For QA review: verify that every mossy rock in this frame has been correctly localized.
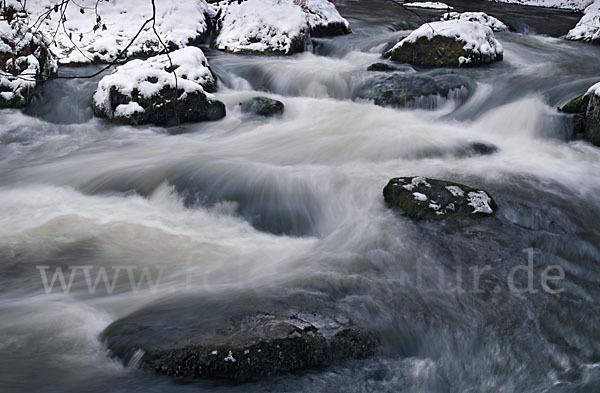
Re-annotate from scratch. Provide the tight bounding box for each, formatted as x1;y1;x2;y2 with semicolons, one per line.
310;22;351;37
390;35;502;67
102;311;377;382
239;96;284;117
358;72;474;108
587;93;600;146
560;92;600;146
92;85;226;126
383;177;497;220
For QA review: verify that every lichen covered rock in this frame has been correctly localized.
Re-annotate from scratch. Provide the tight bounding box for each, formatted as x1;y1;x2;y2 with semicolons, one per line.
390;20;503;67
560;83;600;146
92;47;225;125
102;311;377;382
0;14;57;108
383;177;497;220
240;96;284;117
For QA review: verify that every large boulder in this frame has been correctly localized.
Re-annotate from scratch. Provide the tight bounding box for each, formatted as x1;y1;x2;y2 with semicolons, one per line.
214;0;350;55
566;1;600;44
102;300;377;382
0;13;57;108
390;20;503;67
20;0;215;65
383;176;497;220
92;47;225;125
560;83;600;146
357;72;475;109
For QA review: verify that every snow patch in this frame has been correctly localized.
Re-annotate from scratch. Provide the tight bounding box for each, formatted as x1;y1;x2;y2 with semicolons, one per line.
442;12;508;32
487;0;594;11
467;191;494;214
445;185;465;197
566;1;600;43
588;81;600;96
402;2;454;9
16;0;212;64
413;192;428;201
214;0;348;54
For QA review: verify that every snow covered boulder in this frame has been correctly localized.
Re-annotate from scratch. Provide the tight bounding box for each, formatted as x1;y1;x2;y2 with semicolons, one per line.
566;1;600;44
560;83;600;146
390;20;503;67
26;0;215;65
383;177;497;220
441;12;508;32
92;47;225;126
214;0;350;55
0;14;57;108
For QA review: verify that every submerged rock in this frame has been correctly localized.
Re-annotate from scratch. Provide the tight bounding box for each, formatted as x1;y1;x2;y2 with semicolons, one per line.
390;20;503;67
0;14;57;108
102;307;377;382
358;72;474;108
214;0;350;55
240;96;284;117
383;176;497;220
92;47;225;126
560;84;600;146
367;62;398;72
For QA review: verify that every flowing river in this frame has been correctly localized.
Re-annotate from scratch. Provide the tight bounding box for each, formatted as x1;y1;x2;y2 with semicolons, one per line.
1;1;600;392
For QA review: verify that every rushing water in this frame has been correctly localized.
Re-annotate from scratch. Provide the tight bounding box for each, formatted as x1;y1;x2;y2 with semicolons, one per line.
2;1;600;392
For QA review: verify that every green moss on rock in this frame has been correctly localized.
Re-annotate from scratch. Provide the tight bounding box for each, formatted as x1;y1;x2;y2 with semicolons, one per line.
383;177;497;221
560;91;600;147
390;35;502;68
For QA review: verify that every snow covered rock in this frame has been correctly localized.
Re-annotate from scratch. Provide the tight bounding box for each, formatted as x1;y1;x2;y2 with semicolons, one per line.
560;83;600;146
390;20;504;67
383;177;497;220
0;12;57;108
486;0;594;11
19;0;214;65
102;308;377;382
401;2;454;10
214;0;350;55
441;12;509;32
92;47;225;126
566;1;600;44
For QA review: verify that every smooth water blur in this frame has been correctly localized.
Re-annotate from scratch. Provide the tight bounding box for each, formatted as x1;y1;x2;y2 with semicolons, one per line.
1;1;600;392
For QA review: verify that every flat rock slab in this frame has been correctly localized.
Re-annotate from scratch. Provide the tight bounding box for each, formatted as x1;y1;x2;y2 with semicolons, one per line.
101;296;377;382
383;176;497;220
